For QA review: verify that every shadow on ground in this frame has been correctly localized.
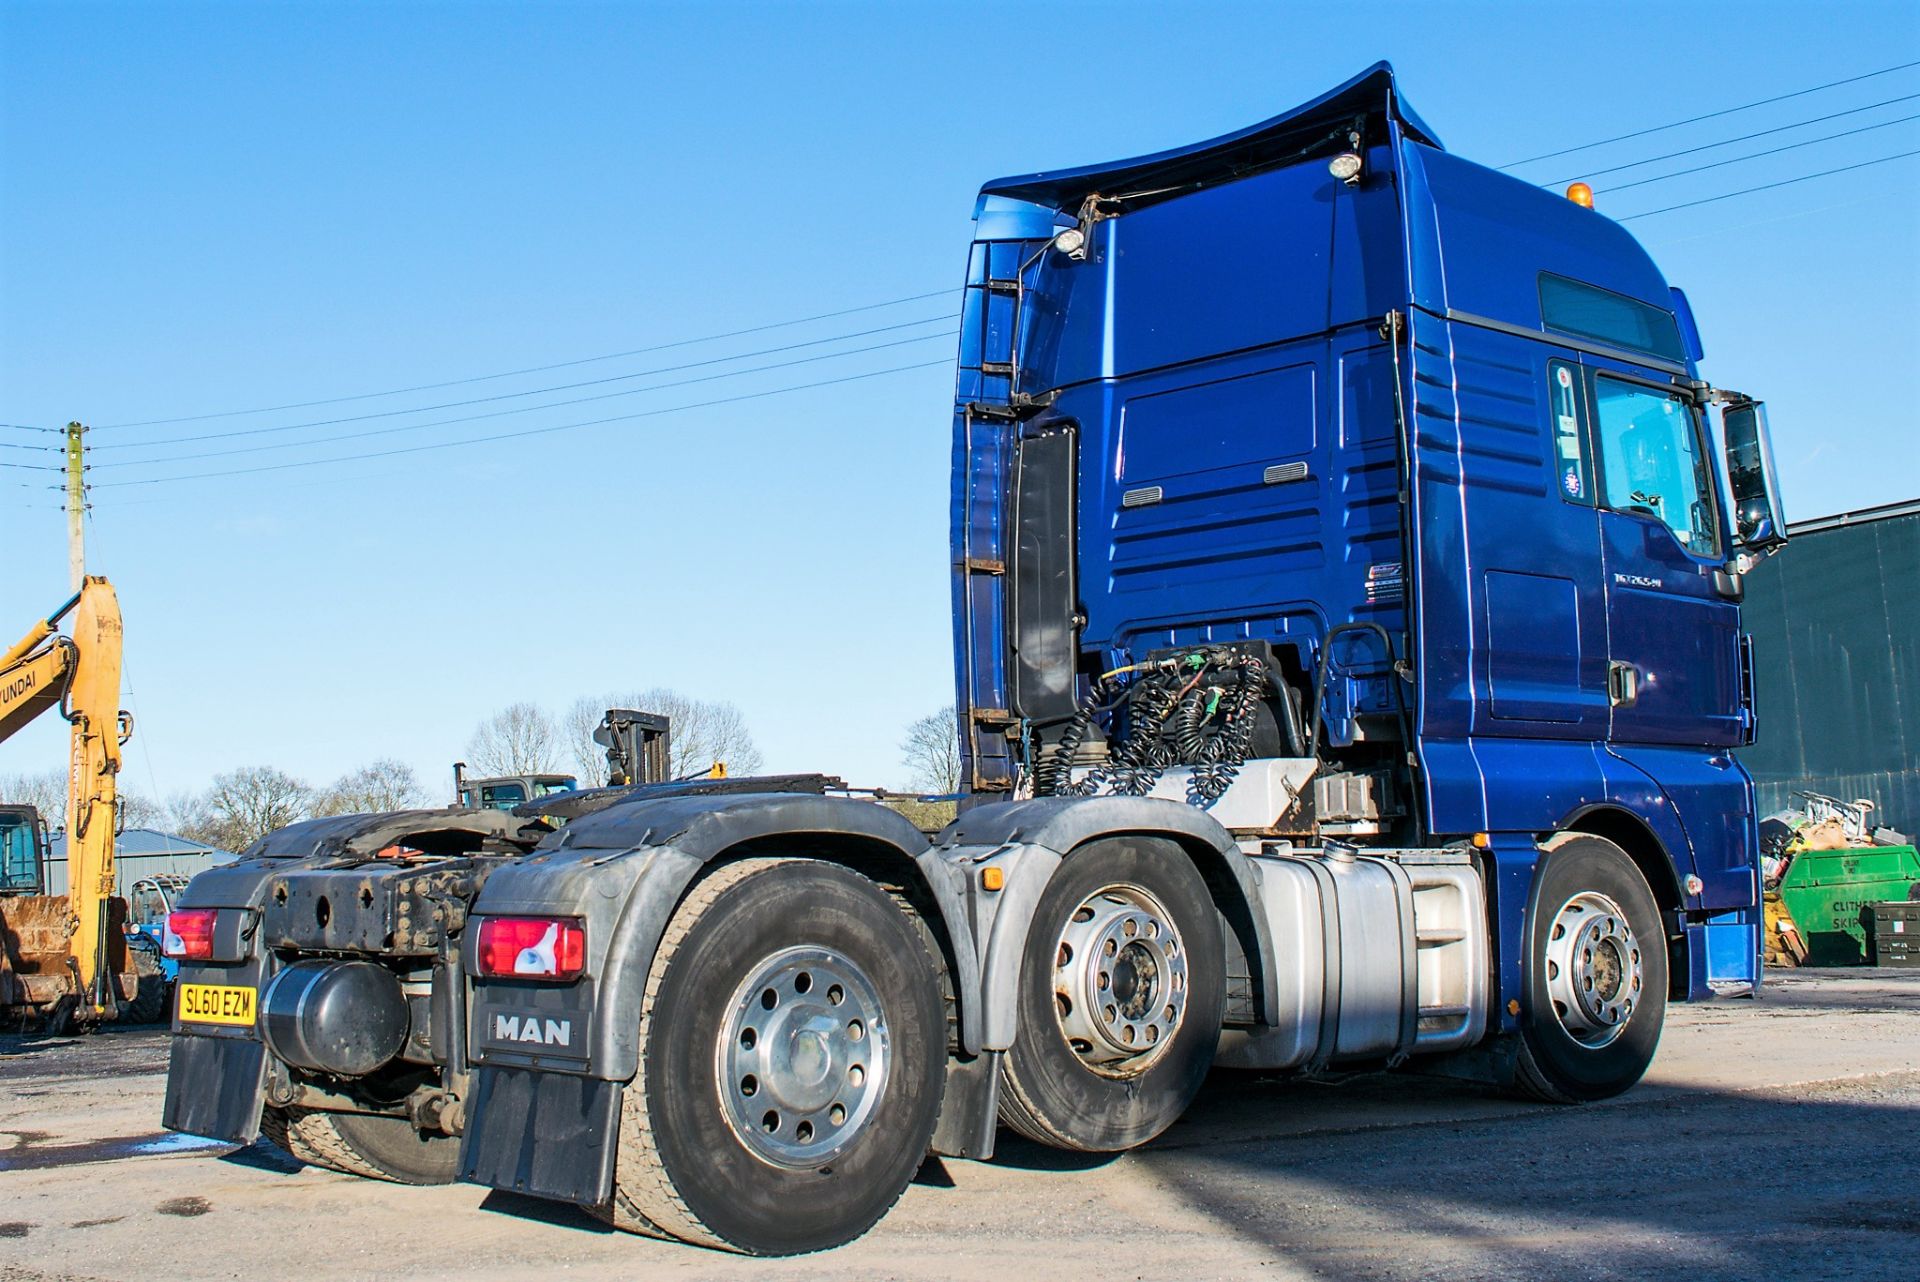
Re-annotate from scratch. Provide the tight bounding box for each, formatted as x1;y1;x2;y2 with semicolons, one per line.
1125;1068;1920;1281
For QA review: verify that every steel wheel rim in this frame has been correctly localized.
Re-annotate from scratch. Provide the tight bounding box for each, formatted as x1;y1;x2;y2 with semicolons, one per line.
1051;884;1189;1076
1543;890;1643;1048
716;944;890;1169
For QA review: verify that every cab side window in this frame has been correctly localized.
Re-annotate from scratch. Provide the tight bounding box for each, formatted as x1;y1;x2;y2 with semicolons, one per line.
1591;375;1720;556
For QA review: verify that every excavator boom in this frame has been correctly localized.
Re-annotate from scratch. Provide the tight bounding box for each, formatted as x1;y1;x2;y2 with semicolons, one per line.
0;578;131;1020
1;607;76;744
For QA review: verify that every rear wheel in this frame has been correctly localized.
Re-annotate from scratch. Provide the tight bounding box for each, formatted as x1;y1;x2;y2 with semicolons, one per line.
122;944;167;1024
601;857;945;1255
999;837;1225;1151
258;1106;459;1184
1509;833;1667;1103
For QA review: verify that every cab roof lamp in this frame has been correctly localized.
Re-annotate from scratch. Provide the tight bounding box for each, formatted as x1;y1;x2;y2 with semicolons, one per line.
1052;225;1088;260
1329;151;1365;185
1566;181;1595;209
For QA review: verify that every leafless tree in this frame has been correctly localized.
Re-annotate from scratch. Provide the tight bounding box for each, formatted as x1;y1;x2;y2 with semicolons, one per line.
118;791;168;830
563;696;619;785
313;759;427;817
900;706;961;794
165;790;225;849
199;766;313;852
564;689;762;784
3;769;167;834
0;768;67;828
465;703;562;777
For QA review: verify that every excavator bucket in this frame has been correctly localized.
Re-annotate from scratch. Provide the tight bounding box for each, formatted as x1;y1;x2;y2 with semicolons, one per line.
0;894;141;1023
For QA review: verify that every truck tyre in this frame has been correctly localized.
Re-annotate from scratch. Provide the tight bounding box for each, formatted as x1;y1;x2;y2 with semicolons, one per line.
1510;833;1667;1103
258;1106;459;1185
601;857;945;1255
998;836;1225;1151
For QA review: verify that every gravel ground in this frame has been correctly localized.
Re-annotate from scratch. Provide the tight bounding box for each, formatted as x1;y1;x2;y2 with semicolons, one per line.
1;968;1916;1281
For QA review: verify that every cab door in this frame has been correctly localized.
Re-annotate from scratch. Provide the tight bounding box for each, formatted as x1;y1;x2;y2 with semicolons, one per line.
1583;359;1743;748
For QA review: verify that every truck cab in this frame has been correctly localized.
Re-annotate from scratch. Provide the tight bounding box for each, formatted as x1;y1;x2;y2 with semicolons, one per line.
453;768;577;812
953;61;1786;1001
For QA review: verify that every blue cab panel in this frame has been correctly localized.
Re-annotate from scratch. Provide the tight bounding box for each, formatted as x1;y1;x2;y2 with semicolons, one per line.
950;64;1759;998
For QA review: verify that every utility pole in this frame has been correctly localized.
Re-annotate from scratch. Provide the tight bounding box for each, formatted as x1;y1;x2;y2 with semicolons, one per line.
64;421;86;590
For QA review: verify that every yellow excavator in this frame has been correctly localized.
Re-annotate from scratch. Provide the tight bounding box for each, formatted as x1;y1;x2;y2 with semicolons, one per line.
0;576;151;1028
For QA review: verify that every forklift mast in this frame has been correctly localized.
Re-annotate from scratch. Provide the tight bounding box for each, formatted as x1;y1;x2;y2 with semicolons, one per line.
594;708;671;787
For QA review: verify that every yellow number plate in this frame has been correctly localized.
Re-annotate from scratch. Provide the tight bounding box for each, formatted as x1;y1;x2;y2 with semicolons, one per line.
177;983;257;1027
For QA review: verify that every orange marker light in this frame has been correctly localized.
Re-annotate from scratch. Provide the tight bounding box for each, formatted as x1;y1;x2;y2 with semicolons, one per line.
1566;182;1594;209
981;866;1006;892
1472;832;1491;849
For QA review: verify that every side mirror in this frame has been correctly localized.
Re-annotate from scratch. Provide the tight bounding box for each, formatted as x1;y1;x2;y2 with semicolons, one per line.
1720;399;1787;554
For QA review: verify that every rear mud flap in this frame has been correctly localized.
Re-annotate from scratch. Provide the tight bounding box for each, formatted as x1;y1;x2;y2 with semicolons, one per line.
163;1034;268;1144
458;1066;621;1206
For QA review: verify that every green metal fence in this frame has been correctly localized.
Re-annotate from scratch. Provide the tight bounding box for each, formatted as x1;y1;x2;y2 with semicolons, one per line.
1740;499;1920;830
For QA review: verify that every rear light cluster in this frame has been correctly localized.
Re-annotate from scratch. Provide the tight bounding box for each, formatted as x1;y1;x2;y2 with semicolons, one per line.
476;916;586;981
163;908;217;959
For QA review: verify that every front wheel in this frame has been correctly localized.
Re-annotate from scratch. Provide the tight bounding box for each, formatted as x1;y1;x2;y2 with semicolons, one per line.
601;858;945;1255
1509;833;1668;1103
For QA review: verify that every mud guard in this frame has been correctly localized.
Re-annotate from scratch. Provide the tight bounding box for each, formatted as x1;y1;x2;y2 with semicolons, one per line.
163;1032;268;1144
468;791;978;1081
930;796;1277;1051
460;791;986;1199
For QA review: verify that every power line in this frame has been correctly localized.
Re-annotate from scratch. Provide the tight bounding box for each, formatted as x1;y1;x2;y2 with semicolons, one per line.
89;287;956;430
73;148;1915;495
0;423;59;433
0;459;62;472
1548;91;1920;186
1639;187;1914;249
1;440;56;453
92;329;958;469
31;67;1920;480
1600;112;1920;194
93;358;951;489
1502;59;1920;167
91;313;955;453
1619;148;1920;220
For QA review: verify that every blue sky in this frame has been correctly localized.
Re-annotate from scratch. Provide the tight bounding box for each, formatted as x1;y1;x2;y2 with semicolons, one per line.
3;1;1917;803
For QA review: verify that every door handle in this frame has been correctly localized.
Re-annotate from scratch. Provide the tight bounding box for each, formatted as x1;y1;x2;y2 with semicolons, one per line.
1608;661;1641;707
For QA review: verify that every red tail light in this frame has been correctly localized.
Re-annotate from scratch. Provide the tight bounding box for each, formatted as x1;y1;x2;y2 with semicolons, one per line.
164;909;217;959
476;917;585;981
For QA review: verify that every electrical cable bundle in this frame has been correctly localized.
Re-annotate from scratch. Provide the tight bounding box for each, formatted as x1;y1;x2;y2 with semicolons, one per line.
1033;650;1272;807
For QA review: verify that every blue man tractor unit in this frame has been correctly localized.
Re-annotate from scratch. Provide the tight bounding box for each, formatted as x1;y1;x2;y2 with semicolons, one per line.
161;65;1788;1255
